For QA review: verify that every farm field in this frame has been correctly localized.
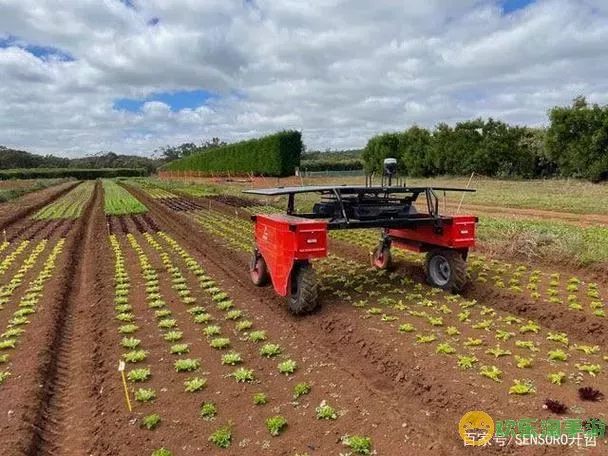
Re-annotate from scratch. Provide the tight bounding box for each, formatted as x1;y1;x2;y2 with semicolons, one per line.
0;177;606;455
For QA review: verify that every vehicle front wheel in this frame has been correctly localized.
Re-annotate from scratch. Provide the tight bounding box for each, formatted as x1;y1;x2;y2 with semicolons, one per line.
249;250;269;286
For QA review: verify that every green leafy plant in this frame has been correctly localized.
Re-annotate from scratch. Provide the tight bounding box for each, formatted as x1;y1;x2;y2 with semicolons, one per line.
142;413;161;430
546;332;568;345
158;319;177;329
515;356;533;368
163;331;183;342
436;343;455;355
127;368;151;382
221;352;242;365
509;380;535;395
184;377;207;392
208;424;232;448
134;388;156;402
118;324;138;334
260;343;282;358
415;334;437;344
210;337;231;349
463;338;483;347
548;350;568;362
174;358;200;372
253;392;268;405
265;415;288;436
170;343;189;355
515;340;539;352
446;326;460;336
235;320;253;332
485;345;512;358
495;329;515;341
293;382;311;399
200;402;217;420
573;345;600;355
341;435;372;455
575;364;601;376
249;330;267;342
278;359;297;375
225;310;242;320
0;339;17;350
519;320;540;334
0;370;10;384
194;313;212;324
457;355;478;370
124;350;148;363
316;400;337;420
398;323;415;333
232;367;254;382
548;372;566;385
151;448;172;456
479;365;502;382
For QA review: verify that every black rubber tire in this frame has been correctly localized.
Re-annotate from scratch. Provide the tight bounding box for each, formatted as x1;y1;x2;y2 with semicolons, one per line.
249;251;269;286
372;244;392;270
425;249;467;293
288;263;319;315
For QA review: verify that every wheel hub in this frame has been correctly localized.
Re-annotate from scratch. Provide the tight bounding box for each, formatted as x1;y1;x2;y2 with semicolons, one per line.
429;255;451;286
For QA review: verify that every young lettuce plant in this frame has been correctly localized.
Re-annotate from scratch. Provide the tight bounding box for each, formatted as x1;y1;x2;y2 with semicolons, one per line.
208;424;232;448
265;415;288;436
141;413;161;430
200;402;217;420
184;377;207;392
278;359;297;375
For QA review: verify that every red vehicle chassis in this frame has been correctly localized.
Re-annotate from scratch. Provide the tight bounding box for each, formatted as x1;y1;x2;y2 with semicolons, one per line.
246;185;478;314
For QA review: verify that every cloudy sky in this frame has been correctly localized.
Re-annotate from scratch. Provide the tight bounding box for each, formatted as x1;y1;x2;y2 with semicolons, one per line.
1;0;607;157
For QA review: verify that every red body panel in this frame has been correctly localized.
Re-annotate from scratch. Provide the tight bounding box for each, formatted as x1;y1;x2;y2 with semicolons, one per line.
254;215;328;296
388;215;476;252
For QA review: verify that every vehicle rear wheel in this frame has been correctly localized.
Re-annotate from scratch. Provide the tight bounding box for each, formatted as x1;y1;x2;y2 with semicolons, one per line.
249;250;269;286
372;243;392;270
425;249;467;293
289;263;319;315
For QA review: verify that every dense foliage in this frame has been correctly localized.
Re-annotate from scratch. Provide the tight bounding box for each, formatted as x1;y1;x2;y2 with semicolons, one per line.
0;148;159;173
162;131;302;177
362;122;549;178
0;168;147;180
546;96;608;181
362;98;608;181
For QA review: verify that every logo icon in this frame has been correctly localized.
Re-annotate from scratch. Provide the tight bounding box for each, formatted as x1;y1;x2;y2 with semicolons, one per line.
459;411;495;446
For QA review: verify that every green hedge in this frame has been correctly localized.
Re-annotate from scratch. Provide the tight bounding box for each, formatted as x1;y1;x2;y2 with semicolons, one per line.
300;159;363;171
0;168;148;180
162;131;302;177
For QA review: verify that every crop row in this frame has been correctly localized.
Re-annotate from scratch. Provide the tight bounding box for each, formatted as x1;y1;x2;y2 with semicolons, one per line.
0;239;65;386
108;228;372;455
330;229;606;320
32;181;95;220
103;180;147;216
0;240;30;278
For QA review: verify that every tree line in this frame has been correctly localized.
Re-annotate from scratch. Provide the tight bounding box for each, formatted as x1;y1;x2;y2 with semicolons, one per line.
362;97;608;182
0;148;160;173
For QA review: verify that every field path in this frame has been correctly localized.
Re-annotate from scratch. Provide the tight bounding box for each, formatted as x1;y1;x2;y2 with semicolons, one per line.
445;202;608;227
23;181;106;455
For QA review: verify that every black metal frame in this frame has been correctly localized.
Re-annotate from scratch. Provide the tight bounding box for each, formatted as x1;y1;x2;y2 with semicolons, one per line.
244;185;475;231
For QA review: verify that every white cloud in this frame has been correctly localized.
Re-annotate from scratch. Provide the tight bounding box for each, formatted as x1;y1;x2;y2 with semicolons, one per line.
0;0;607;157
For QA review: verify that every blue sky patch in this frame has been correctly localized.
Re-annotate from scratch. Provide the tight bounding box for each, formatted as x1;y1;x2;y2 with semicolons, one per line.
500;0;536;14
0;35;75;61
113;89;218;113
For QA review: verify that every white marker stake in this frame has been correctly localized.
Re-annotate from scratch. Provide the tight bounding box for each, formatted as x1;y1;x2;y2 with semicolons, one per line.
118;360;132;412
